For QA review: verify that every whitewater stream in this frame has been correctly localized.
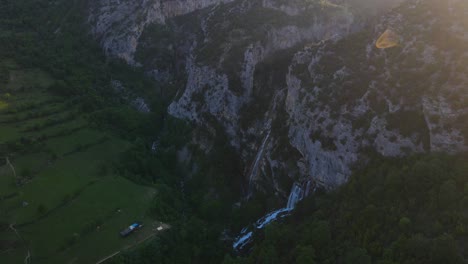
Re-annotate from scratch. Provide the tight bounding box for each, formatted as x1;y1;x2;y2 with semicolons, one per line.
233;182;311;251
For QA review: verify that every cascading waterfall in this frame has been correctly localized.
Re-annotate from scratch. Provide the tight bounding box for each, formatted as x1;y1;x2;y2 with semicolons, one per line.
246;130;271;197
235;91;300;250
304;180;312;197
246;90;282;198
5;157;17;179
232;228;253;250
233;181;313;251
286;183;304;209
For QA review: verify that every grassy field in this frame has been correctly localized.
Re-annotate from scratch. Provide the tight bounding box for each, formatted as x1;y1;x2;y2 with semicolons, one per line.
0;63;160;263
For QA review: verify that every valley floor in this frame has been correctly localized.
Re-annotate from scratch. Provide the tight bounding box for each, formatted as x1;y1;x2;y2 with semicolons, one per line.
0;62;163;264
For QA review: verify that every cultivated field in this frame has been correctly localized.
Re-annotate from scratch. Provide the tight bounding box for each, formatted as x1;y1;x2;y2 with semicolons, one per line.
0;62;160;263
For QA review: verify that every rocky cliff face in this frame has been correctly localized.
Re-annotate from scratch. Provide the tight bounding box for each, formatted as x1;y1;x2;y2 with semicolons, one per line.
285;0;468;188
88;0;468;199
88;0;234;64
166;0;361;194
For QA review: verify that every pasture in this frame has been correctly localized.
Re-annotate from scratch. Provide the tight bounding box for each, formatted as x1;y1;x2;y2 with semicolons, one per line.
0;63;160;263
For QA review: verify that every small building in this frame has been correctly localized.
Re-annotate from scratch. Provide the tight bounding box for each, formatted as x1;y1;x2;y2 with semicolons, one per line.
120;222;142;237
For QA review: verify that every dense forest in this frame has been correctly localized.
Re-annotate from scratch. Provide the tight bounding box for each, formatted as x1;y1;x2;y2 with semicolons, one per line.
0;1;466;264
108;153;467;264
227;154;468;264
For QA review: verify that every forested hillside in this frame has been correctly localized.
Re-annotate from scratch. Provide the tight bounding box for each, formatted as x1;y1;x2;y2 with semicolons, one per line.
0;1;174;263
0;1;261;263
224;154;468;264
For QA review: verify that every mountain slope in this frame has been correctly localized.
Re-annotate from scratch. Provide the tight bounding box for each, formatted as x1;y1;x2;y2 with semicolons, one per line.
88;0;468;200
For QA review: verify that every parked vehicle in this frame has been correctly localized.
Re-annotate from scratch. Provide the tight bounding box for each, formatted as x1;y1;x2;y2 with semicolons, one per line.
119;222;143;237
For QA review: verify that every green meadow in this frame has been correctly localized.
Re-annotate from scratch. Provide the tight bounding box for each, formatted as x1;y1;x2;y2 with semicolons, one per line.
0;63;159;263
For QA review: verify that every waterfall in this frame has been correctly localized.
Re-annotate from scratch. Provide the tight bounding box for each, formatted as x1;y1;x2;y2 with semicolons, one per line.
246;91;282;197
304;180;312;197
247;130;271;196
5;157;17;179
255;207;291;229
286;183;304;209
232;228;252;250
233;181;313;251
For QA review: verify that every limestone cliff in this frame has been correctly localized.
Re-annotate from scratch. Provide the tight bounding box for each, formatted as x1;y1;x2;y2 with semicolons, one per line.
88;0;468;199
88;0;234;64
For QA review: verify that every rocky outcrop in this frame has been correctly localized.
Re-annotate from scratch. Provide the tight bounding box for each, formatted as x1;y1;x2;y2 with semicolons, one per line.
88;0;234;64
